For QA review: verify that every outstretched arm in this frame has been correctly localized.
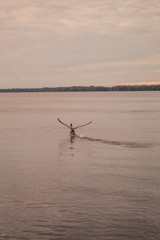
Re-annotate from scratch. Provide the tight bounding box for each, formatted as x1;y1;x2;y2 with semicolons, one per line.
57;118;70;129
74;121;92;129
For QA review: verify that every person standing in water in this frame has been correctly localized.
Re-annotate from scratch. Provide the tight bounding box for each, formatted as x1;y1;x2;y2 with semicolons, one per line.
57;118;92;136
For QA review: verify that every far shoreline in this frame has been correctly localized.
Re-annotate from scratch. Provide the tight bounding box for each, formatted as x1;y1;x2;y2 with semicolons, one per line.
0;85;160;93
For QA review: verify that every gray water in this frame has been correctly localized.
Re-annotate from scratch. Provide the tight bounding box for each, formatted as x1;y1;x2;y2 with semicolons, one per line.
0;92;160;240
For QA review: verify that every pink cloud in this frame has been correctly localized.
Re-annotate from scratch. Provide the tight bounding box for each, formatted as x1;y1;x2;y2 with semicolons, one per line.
118;82;160;85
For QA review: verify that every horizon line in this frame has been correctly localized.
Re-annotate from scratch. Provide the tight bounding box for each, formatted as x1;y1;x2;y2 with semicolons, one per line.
0;83;160;91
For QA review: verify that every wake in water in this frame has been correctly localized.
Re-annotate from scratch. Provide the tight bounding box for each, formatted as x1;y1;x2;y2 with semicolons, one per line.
75;135;153;148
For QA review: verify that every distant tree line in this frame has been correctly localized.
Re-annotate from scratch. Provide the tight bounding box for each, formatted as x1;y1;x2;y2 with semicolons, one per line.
0;85;160;92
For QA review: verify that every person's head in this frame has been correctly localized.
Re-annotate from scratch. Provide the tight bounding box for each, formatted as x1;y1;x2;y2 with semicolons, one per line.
70;123;73;128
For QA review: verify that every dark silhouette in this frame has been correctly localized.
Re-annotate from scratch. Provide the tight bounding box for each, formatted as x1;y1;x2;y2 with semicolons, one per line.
57;118;92;136
0;85;160;92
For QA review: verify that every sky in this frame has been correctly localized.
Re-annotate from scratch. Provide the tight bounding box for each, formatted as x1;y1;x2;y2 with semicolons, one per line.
0;0;160;88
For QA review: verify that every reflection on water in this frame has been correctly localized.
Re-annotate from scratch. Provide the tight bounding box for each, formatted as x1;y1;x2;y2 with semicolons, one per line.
70;135;75;144
58;136;92;161
0;92;160;240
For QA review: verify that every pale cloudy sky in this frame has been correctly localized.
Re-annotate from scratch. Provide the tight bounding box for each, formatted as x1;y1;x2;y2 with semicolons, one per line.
0;0;160;88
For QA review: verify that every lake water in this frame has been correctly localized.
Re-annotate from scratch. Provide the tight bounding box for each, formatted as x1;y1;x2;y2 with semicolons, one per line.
0;92;160;240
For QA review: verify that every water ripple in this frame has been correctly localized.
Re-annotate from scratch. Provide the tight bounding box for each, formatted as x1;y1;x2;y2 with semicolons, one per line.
76;135;153;148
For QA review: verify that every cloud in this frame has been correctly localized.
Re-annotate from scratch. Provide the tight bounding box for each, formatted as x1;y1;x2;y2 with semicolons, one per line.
0;0;160;87
119;81;160;85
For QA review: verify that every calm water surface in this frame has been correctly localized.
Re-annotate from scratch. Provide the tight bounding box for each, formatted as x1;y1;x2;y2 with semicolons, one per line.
0;92;160;240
